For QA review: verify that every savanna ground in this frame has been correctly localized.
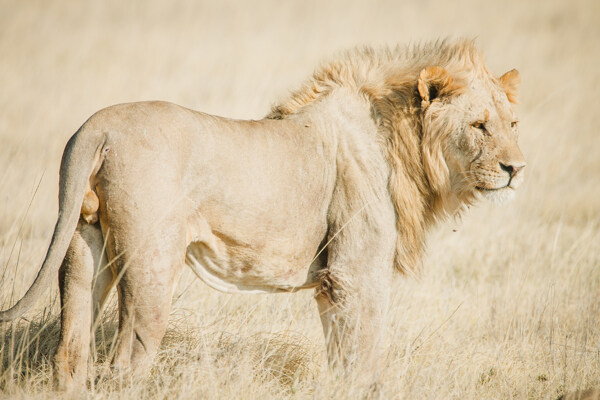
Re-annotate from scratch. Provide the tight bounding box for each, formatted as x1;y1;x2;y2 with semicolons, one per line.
1;0;599;398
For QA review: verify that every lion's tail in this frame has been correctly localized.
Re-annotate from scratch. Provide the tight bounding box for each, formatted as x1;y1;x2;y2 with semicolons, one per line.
0;127;106;322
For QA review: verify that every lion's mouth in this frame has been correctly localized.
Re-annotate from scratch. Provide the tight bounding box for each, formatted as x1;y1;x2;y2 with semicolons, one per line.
475;185;511;192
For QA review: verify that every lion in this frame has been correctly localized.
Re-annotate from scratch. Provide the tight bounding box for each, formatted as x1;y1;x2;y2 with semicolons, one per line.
0;39;525;391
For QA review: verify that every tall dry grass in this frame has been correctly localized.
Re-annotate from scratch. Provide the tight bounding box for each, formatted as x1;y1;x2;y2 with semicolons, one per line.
0;0;599;398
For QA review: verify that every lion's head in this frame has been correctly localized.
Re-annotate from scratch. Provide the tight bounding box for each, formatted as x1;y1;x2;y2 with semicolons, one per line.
418;64;525;205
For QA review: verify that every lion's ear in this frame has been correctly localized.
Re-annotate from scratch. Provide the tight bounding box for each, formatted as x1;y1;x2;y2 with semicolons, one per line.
499;69;520;104
417;66;462;108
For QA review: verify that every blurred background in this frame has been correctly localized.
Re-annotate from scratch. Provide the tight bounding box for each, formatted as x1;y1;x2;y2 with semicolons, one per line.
0;0;599;398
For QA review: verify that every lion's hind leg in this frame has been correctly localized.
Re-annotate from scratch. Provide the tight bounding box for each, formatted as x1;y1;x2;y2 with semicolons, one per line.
107;220;186;381
54;220;108;392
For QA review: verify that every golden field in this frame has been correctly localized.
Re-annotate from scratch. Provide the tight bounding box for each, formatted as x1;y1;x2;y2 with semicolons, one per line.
1;0;599;398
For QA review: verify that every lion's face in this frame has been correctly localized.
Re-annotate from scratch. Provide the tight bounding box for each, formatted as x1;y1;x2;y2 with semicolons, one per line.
447;77;525;203
419;67;526;204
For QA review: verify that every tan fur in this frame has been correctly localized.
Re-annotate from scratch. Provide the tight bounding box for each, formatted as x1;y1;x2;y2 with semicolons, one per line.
0;39;525;391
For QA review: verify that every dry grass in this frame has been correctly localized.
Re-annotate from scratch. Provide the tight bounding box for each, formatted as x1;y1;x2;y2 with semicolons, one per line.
1;0;599;398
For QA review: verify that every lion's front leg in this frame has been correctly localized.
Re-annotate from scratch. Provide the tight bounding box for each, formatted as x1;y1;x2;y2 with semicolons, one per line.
315;265;391;377
314;151;397;383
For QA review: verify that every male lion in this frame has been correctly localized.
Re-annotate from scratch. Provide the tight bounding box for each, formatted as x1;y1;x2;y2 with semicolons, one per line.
0;39;525;390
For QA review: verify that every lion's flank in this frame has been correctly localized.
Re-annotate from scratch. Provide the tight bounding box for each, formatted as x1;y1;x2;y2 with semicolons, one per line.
268;39;489;275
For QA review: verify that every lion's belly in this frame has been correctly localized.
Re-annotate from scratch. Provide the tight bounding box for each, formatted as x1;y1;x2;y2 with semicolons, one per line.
184;241;324;294
184;211;327;293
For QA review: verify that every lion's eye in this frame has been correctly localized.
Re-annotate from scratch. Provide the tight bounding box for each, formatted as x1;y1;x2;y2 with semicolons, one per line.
471;122;485;131
511;121;518;128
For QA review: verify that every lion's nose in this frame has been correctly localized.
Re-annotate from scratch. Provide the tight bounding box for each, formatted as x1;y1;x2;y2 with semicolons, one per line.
499;162;525;178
